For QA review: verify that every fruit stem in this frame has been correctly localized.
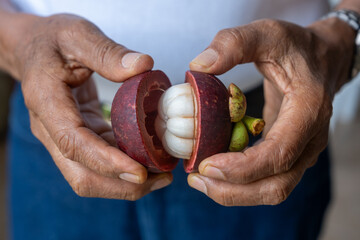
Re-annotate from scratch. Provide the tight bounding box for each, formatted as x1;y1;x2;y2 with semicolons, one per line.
229;121;249;152
242;115;265;136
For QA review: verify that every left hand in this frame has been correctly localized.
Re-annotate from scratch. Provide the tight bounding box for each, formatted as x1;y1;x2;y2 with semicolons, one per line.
187;18;355;206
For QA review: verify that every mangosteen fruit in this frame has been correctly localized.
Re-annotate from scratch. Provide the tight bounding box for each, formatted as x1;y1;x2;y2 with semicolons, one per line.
111;70;263;173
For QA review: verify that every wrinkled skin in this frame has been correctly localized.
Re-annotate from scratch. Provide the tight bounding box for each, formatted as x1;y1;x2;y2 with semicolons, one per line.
2;13;173;200
188;18;355;206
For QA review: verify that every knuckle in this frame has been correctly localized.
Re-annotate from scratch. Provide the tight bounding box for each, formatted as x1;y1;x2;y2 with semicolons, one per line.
216;28;243;48
262;182;290;205
127;192;142;201
309;88;333;124
275;144;297;174
223;193;236;207
230;167;252;184
71;175;91;197
71;18;101;40
94;39;121;69
214;154;251;184
55;128;113;177
120;188;142;201
261;19;287;36
262;19;282;29
56;16;100;48
55;128;96;165
213;189;236;207
63;17;93;35
72;17;94;30
307;157;318;168
55;130;76;160
277;156;293;173
104;148;123;175
271;186;288;205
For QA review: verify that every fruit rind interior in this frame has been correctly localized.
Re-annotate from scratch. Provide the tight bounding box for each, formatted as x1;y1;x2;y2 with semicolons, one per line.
111;70;178;173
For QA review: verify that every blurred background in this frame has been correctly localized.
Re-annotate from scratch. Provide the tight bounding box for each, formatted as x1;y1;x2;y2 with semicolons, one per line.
1;1;360;238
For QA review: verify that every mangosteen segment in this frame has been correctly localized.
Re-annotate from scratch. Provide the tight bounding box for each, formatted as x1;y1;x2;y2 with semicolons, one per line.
153;71;232;173
154;83;197;160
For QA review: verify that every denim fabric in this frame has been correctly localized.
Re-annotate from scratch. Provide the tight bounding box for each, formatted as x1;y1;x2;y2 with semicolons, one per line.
7;83;331;240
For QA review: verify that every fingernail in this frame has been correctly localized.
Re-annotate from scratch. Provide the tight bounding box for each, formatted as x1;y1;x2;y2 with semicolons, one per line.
191;49;218;68
188;175;207;195
150;177;172;191
202;165;225;180
122;52;144;68
119;173;140;184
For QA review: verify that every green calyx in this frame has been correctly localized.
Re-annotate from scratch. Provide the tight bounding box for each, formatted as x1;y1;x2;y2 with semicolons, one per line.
227;83;265;152
242;115;265;136
228;121;249;152
228;83;247;122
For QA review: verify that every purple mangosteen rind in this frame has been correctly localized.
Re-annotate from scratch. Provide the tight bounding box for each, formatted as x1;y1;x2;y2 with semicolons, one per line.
184;71;232;173
111;70;178;172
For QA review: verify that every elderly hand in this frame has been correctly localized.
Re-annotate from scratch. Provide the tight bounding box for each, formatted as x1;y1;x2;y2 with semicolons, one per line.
188;18;355;206
5;13;172;200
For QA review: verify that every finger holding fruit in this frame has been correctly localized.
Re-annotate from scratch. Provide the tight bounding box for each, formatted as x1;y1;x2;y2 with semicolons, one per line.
186;18;354;206
1;12;172;199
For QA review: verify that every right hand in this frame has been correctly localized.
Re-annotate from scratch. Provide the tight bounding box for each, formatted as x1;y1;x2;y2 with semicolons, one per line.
10;13;173;200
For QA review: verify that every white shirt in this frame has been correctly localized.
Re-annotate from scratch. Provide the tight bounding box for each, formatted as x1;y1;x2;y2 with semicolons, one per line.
11;0;330;102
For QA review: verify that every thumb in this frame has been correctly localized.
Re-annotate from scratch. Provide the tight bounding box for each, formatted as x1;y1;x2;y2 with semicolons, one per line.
189;19;282;75
58;18;154;82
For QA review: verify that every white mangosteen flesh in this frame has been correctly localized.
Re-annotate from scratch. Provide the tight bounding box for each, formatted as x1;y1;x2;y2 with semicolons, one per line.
155;83;197;159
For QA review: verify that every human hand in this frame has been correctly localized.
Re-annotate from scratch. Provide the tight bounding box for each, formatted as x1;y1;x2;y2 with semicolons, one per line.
10;14;172;200
187;18;355;206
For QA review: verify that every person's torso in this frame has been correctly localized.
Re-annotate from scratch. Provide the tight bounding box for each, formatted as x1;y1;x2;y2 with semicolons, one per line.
11;0;329;102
